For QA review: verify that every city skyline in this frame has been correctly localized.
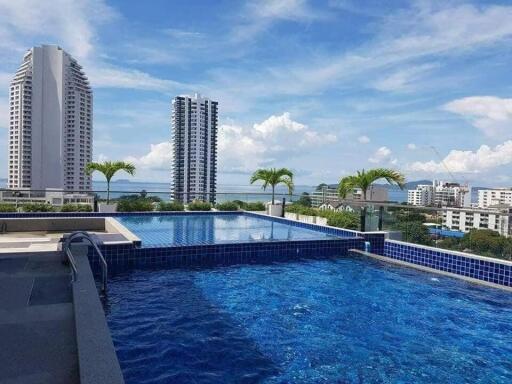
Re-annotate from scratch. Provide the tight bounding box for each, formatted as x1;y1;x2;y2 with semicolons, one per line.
1;1;512;186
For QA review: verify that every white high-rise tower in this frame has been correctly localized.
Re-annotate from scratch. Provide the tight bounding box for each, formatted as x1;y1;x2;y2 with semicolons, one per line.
8;45;92;191
171;93;218;203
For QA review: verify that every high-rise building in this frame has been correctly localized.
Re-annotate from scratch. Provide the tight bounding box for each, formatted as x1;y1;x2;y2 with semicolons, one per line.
478;188;512;208
171;93;218;203
8;45;92;191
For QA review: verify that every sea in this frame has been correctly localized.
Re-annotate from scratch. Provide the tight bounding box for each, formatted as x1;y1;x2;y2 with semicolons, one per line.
0;179;409;203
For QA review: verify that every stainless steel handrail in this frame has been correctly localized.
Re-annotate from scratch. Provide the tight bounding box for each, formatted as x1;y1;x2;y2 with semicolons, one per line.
63;231;108;292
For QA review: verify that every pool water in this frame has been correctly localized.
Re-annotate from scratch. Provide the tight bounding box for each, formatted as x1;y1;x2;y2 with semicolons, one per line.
104;255;512;383
115;213;339;247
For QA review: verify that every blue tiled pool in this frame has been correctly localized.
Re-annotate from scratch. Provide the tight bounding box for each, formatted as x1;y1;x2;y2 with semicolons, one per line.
104;254;512;383
115;213;340;247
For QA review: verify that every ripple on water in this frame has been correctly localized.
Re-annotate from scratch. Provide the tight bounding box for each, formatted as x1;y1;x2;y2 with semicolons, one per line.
105;257;512;384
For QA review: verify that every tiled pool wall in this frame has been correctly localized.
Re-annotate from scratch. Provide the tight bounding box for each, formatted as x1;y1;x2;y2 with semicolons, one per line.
243;212;386;254
243;211;359;238
384;240;512;288
89;238;365;275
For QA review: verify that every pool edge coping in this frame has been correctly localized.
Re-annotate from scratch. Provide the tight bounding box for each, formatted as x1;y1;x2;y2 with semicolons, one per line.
72;245;125;384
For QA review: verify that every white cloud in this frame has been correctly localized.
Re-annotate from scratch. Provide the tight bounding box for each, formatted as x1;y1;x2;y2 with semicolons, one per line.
408;140;512;174
368;146;396;164
372;64;439;92
86;65;186;92
125;142;172;171
358;135;370;144
0;0;184;93
96;153;109;163
232;0;325;41
443;96;512;138
407;143;417;150
218;3;512;98
253;112;306;138
0;0;117;60
219;112;337;173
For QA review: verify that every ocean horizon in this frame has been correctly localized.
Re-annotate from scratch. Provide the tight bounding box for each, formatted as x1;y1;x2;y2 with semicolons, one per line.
0;178;409;203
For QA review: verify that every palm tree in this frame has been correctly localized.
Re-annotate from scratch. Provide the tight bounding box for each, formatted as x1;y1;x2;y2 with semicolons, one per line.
85;161;136;204
250;168;294;204
338;168;405;201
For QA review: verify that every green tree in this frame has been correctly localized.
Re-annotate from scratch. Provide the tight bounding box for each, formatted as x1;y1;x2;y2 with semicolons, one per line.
296;192;312;207
85;161;136;204
394;221;432;246
338;168;405;200
461;229;508;258
250;168;294;204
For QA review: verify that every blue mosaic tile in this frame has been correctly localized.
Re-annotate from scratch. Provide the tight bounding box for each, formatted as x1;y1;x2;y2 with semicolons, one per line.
87;238;365;276
383;240;512;288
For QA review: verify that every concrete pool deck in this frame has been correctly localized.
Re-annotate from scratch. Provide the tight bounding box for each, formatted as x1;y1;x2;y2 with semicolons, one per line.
0;251;78;383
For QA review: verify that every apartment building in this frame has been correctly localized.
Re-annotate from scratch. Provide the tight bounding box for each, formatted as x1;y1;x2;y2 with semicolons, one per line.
8;45;92;191
407;180;470;207
171;93;218;203
443;207;512;237
311;185;388;207
478;188;512;208
407;184;434;206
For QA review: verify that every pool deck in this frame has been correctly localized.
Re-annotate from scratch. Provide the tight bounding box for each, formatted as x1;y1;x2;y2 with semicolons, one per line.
0;251;78;383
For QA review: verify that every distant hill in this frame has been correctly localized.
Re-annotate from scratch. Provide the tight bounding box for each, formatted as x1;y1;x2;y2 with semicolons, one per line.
377;179;432;191
317;180;432;191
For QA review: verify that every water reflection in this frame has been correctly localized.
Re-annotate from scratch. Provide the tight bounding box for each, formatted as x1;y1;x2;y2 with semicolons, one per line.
117;214;333;247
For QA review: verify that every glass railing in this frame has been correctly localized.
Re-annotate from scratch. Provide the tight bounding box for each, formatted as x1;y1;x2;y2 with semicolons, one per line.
361;202;512;261
1;188;511;261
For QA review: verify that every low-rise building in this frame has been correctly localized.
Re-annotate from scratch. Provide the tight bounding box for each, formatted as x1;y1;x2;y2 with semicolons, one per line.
311;185;388;207
407;180;470;207
318;201;355;212
0;189;94;207
442;206;512;237
407;184;434;206
478;188;512;208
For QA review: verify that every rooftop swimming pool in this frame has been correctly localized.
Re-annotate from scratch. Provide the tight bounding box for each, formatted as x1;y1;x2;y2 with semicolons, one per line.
115;213;342;247
104;253;512;384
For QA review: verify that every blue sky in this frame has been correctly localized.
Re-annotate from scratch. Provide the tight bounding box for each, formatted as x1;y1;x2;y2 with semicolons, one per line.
1;0;512;187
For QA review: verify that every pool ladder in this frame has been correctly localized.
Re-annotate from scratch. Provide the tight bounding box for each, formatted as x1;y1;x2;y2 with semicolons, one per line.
63;231;108;293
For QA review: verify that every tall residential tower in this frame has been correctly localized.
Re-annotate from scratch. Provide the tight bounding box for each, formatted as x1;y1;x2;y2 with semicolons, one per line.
171;93;218;203
8;45;92;191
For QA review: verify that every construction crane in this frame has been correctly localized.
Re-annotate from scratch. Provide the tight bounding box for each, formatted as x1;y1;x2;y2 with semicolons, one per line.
429;145;468;186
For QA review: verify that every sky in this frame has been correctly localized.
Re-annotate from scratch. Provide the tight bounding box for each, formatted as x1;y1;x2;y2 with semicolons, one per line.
1;0;512;187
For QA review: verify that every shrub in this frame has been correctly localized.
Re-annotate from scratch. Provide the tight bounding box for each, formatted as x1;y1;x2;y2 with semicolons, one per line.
285;204;360;230
120;193;163;203
393;221;433;246
216;201;239;211
60;204;92;212
321;210;360;230
244;201;266;211
285;204;318;216
0;203;17;212
117;197;154;212
22;203;55;212
187;200;212;211
295;192;312;207
158;201;185;211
